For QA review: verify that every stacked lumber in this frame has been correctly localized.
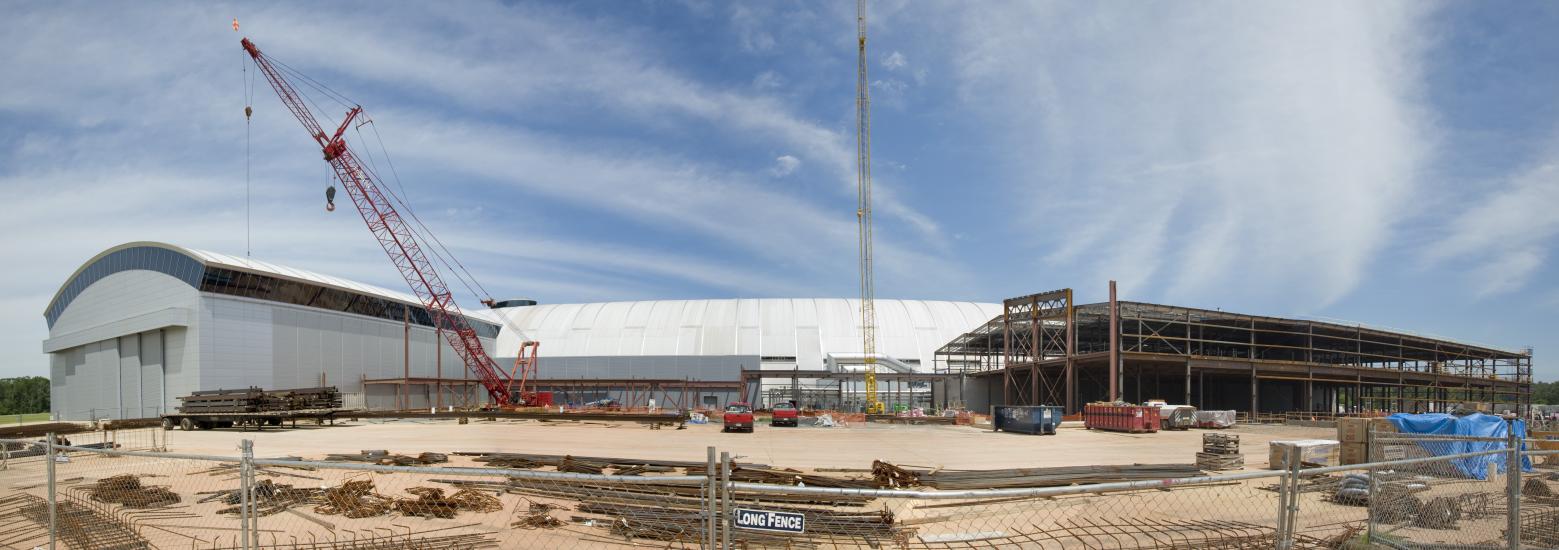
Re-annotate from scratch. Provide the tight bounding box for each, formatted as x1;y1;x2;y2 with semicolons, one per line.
872;461;1203;490
1197;433;1244;471
458;451;767;473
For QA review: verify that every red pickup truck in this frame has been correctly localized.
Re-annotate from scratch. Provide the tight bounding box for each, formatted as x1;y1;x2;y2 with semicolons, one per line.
771;402;799;427
722;402;754;433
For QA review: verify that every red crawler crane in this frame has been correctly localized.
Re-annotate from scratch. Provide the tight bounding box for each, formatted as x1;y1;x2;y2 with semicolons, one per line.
241;37;531;407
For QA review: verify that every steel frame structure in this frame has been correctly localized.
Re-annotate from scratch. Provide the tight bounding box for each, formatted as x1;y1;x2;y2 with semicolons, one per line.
1000;289;1074;407
938;291;1533;415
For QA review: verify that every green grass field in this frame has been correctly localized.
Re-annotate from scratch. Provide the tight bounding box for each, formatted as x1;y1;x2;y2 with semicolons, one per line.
0;412;51;425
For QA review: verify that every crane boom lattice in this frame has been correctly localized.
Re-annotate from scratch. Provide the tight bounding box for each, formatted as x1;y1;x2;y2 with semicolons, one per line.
856;0;883;415
241;38;518;407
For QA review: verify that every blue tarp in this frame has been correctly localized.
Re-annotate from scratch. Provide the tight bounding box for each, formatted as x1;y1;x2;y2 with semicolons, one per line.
1386;413;1532;479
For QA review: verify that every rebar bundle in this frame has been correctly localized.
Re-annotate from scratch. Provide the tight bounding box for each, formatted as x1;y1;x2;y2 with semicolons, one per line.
86;474;181;508
873;461;1205;490
0;493;152;550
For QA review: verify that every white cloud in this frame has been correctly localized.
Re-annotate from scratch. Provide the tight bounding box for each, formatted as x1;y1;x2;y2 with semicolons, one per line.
949;2;1436;306
0;2;973;379
752;70;785;91
1427;161;1559;295
882;51;906;70
771;154;801;177
730;5;777;52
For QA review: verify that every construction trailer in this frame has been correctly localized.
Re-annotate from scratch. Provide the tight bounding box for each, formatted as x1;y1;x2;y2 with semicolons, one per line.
935;286;1533;417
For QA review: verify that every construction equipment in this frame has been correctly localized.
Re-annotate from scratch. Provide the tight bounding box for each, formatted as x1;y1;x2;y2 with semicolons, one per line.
240;38;534;407
855;0;884;415
508;340;549;407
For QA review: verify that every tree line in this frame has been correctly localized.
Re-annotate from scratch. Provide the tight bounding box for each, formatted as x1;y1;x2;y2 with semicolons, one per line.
0;376;49;414
1534;381;1559;406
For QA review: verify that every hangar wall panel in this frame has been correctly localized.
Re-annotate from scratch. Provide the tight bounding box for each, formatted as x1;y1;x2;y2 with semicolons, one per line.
492;299;1002;375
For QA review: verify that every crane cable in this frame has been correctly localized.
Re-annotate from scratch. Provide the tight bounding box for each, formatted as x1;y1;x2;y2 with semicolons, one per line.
259;55;531;345
243;49;254;257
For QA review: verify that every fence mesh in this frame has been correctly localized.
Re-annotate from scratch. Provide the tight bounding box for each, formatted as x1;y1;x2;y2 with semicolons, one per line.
5;432;1556;549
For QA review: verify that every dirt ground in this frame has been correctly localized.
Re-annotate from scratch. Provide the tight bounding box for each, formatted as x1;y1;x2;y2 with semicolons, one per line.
144;418;1335;470
1;420;1529;548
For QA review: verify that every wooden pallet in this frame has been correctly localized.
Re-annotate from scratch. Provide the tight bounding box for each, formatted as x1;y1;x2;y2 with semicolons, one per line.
1195;452;1244;471
1202;433;1240;454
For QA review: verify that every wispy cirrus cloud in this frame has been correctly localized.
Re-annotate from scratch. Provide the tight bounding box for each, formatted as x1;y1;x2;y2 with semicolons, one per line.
949;2;1435;305
1427;159;1559;296
0;1;970;378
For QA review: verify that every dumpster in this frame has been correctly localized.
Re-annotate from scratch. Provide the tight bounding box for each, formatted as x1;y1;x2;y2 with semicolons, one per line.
992;405;1064;435
1084;403;1159;433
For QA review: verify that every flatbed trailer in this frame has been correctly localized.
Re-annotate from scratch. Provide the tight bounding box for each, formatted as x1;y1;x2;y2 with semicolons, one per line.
160;408;342;431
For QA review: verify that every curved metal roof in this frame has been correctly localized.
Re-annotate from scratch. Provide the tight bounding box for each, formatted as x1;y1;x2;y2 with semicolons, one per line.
489;299;1002;371
46;241;469;326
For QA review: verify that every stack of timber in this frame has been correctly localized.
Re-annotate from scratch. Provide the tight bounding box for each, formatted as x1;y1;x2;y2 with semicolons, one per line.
177;386;342;414
871;461;1203;490
1196;432;1244;470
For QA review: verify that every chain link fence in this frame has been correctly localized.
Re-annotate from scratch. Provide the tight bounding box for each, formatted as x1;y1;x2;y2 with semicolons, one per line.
1;430;1550;549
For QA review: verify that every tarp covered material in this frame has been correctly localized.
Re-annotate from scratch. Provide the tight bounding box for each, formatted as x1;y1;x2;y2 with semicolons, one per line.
1386;413;1531;479
1195;410;1236;428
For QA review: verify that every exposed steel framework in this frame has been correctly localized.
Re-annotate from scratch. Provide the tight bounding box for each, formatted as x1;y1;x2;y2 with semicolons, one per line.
242;38;517;406
939;287;1534;415
1000;289;1074;407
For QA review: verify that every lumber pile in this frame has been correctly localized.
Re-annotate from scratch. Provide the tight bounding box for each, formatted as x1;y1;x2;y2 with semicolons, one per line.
1196;432;1244;471
324;450;448;466
177;386;342;414
872;460;1203;490
458;451;767;473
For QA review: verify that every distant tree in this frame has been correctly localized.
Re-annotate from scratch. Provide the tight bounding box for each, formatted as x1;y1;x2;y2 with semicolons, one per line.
1533;381;1559;406
0;377;49;414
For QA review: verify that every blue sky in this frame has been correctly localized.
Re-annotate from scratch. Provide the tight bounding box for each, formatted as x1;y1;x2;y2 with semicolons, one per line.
1;1;1556;379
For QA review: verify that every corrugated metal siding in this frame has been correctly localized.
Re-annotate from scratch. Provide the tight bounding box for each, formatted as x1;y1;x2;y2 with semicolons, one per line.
139;330;165;416
118;334;141;417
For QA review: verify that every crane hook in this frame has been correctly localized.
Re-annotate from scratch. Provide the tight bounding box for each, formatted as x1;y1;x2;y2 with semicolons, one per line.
325;185;336;212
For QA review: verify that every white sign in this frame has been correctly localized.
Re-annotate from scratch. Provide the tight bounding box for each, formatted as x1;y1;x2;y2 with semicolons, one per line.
734;508;806;534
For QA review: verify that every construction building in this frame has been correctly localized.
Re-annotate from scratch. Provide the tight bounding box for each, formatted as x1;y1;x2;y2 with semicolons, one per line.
42;242;500;420
486;299;999;410
936;287;1534;416
40;245;1532;419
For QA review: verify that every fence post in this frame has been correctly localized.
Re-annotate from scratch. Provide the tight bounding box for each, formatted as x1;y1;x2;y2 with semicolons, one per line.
46;431;57;550
720;451;732;550
1366;425;1377;543
1508;423;1521;550
706;446;717;550
1275;446;1300;550
240;439;254;550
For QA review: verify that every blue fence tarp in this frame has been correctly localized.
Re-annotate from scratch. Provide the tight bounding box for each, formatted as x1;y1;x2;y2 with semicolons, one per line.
1386;412;1531;479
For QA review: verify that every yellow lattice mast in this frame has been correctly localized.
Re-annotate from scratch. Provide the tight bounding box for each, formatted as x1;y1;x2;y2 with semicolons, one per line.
856;0;884;415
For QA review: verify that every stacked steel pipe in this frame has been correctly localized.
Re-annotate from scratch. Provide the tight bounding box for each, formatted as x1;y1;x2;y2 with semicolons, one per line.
176;386;342;414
